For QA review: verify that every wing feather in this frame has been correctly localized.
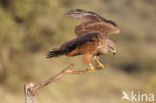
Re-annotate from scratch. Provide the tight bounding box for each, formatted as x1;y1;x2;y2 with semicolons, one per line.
47;33;99;58
65;9;120;37
65;9;100;23
65;9;117;26
60;32;99;52
75;22;120;37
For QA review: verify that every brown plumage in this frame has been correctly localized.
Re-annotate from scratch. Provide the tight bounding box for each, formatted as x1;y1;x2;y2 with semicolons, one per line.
47;9;120;71
65;9;120;36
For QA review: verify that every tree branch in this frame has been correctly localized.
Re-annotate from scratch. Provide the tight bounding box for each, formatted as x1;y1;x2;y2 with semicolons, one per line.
32;64;75;92
24;64;107;103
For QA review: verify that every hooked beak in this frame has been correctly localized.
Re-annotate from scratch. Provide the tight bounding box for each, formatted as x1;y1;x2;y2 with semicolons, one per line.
112;49;116;55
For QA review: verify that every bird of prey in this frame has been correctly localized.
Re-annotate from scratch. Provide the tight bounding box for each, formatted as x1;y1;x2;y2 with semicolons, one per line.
47;9;120;72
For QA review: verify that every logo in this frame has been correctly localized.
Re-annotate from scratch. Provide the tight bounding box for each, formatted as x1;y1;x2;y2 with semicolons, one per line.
121;91;154;102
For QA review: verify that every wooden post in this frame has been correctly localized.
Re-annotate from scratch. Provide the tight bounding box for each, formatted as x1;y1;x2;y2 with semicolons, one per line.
24;82;37;103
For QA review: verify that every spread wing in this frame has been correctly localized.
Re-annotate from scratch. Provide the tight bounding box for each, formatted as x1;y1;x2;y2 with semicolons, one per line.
60;32;98;50
47;32;99;58
75;22;120;37
65;9;120;37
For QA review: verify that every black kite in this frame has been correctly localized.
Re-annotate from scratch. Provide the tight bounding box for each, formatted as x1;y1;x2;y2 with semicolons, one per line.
47;9;120;72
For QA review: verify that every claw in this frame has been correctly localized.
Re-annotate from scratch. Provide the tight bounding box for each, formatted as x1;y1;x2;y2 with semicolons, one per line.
97;60;104;69
88;63;95;72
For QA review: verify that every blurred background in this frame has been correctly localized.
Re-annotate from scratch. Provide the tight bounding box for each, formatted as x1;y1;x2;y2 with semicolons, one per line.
0;0;156;103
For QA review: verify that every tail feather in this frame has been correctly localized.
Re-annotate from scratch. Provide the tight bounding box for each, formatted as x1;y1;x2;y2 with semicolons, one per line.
47;48;67;58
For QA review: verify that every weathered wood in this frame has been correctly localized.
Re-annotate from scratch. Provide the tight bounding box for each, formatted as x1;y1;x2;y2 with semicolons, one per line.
32;64;75;91
24;82;37;103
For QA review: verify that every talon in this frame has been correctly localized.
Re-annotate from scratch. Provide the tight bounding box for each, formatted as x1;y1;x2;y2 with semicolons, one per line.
88;63;95;72
97;60;104;69
98;63;104;69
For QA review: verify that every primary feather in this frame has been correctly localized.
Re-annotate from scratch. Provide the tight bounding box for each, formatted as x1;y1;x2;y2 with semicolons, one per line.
65;9;117;26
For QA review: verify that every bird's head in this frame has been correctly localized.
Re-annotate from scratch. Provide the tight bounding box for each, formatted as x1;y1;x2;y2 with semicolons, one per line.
107;40;116;55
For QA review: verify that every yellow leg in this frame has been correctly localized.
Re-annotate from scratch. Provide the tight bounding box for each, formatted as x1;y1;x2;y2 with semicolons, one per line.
97;60;104;69
88;63;95;72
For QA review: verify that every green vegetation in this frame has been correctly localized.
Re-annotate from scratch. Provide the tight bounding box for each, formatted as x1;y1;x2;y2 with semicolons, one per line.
0;0;156;103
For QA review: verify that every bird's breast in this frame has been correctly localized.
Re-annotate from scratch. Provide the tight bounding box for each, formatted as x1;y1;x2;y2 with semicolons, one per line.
96;39;109;55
